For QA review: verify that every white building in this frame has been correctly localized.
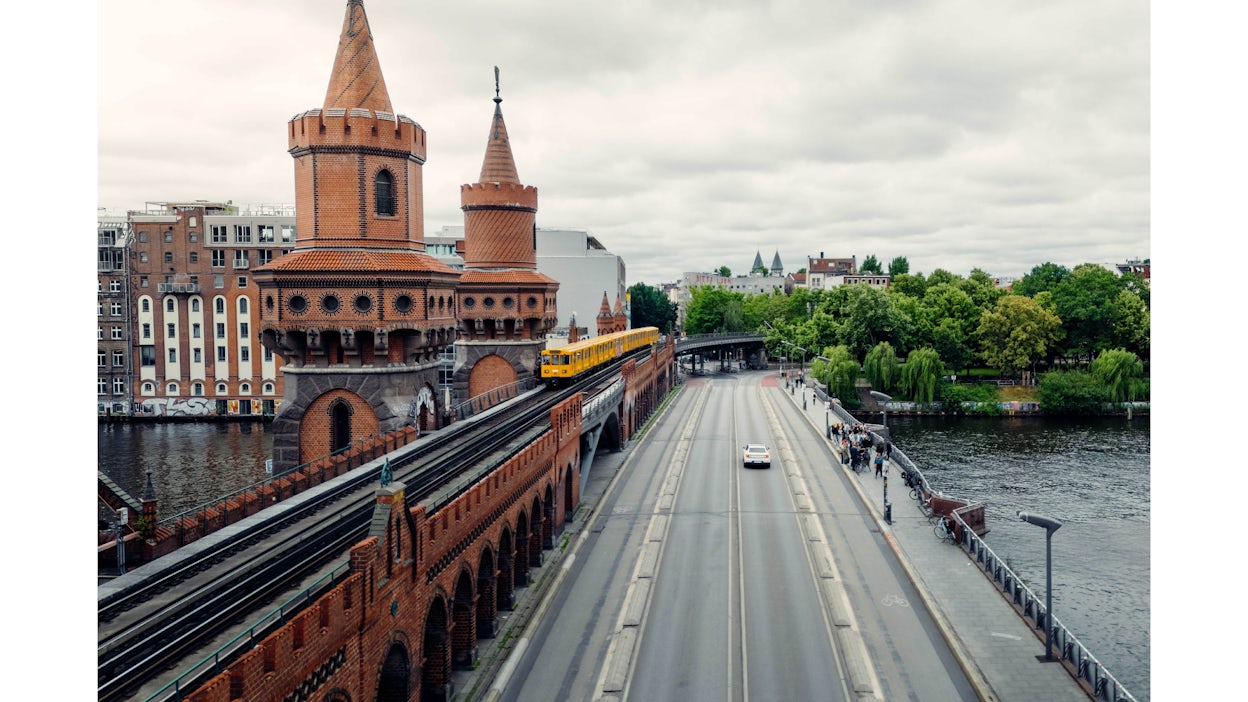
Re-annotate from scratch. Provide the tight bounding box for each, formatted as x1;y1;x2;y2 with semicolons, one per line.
431;225;626;336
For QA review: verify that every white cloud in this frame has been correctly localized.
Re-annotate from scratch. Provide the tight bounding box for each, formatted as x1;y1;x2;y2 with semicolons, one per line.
98;0;1150;285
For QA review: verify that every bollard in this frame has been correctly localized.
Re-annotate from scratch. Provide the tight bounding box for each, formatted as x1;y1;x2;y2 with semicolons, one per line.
885;501;892;524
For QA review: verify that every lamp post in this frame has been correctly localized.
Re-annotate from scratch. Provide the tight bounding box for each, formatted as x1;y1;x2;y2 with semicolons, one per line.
1018;510;1063;661
869;390;892;431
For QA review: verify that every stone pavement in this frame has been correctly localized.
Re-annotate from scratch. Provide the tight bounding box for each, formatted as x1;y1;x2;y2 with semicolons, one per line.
780;378;1093;702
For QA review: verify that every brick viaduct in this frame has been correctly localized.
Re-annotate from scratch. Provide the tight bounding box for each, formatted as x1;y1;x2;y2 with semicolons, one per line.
184;341;674;702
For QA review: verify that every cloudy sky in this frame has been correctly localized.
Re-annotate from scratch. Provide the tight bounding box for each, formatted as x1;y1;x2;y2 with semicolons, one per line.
96;0;1151;286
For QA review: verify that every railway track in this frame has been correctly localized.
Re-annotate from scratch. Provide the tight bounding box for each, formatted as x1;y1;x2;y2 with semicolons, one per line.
97;357;636;702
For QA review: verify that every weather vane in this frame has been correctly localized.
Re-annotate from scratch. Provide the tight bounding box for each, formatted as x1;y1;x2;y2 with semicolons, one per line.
494;66;501;100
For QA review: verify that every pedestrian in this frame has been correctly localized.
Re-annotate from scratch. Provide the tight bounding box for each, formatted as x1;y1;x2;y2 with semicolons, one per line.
874;450;884;478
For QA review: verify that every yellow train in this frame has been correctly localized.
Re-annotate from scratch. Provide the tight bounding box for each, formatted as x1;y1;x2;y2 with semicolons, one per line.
540;327;660;387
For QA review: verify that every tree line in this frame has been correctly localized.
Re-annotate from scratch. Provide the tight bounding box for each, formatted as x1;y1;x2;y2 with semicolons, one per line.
627;260;1150;414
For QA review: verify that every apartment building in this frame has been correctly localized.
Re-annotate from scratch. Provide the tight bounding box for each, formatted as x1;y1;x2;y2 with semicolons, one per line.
125;201;295;417
97;214;133;415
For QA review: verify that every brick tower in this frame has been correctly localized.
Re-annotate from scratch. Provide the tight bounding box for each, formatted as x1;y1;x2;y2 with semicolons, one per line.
452;70;558;401
254;0;460;470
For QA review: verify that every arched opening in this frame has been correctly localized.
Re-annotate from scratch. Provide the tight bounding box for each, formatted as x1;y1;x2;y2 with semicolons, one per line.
375;169;396;216
421;597;453;702
529;496;545;567
330;400;352;454
497;529;515;611
376;640;410;702
564;464;575;525
452;570;477;670
514;512;530;588
477;548;498;638
543;485;556;549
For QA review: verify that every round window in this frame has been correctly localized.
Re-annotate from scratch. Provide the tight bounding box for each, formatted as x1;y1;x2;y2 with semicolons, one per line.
354;295;373;313
503;297;514;308
395;294;413;313
463;297;476;308
289;295;307;313
527;296;538;308
322;294;341;313
483;297;495;308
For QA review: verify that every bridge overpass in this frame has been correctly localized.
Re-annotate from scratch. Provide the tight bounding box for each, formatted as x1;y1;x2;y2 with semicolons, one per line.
97;336;1131;702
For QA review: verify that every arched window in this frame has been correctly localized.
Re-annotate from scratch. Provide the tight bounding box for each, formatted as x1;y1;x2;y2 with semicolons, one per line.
375;169;395;216
215;298;225;314
238;298;249;314
191;299;200;312
166;298;174;312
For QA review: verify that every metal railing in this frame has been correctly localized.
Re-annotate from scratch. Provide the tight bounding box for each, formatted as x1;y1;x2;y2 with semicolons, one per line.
806;377;1137;702
948;513;1139;702
141;562;352;702
446;376;537;421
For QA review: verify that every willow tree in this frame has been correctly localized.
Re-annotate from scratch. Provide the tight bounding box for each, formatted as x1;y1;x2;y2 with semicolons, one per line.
863;341;899;393
1090;348;1145;404
813;345;858;401
900;348;944;406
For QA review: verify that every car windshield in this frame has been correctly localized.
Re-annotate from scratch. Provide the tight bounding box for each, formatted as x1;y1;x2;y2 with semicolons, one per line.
747;445;766;452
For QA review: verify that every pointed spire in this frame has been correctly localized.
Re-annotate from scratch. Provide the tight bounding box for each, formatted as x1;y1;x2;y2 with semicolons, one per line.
752;250;765;271
323;1;393;114
599;291;613;318
771;251;783;274
478;66;521;184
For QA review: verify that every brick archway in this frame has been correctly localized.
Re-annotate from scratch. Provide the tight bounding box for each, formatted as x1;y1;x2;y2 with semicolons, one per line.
468;354;517;398
300;390;380;465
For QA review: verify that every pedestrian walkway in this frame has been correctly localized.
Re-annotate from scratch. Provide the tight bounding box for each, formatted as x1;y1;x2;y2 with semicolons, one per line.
781;378;1093;702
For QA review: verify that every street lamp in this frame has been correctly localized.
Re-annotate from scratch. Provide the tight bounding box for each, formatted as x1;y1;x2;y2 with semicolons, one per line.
1018;510;1063;662
869;390;892;431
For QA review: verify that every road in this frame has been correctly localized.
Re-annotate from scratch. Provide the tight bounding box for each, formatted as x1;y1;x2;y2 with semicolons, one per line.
495;371;978;701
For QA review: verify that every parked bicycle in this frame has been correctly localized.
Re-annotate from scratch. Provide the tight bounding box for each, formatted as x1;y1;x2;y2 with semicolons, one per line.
934;516;956;543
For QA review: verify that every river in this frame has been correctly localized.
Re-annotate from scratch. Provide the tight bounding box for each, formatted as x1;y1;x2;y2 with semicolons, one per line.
96;413;1150;700
884;414;1150;702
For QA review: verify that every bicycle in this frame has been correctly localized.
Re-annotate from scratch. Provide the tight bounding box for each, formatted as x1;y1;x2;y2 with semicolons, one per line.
934;516;956;543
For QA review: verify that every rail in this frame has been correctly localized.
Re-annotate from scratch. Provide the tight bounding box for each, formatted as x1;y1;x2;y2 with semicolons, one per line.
447;376;537;421
141;562;351;702
948;512;1139;702
806;376;1138;702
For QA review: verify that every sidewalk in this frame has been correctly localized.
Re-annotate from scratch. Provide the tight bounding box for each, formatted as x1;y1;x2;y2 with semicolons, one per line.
780;379;1092;702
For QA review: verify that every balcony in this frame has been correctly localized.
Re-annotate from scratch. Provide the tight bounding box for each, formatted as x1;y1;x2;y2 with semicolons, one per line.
157;282;202;294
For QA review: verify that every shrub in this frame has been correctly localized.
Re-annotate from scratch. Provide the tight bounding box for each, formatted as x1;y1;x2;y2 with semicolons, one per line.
1038;370;1108;415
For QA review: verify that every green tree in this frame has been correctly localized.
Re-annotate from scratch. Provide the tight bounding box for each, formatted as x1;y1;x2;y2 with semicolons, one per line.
1091;348;1145;404
684;285;745;334
889;272;927;298
1012;262;1071;298
860;255;883;274
1050;264;1125;362
931;318;975;375
1110;289;1150;359
717;266;732;277
888;256;910;276
863;341;900;393
961;268;1006;310
830;284;911;358
812;345;859;402
925;268;961;287
1038;370;1106;415
627;283;678;333
976;295;1064;377
900;347;944;406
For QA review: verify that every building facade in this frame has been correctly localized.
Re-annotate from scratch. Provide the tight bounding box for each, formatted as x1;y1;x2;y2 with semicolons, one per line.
98;214;133;415
126;202;294;417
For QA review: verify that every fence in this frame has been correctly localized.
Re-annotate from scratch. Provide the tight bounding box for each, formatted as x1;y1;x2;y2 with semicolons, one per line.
806;378;1138;702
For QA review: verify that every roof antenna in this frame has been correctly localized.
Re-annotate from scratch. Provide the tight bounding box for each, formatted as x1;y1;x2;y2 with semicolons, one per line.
494;66;501;104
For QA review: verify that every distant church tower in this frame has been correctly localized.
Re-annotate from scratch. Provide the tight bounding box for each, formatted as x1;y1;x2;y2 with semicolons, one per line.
254;0;459;470
770;251;784;277
452;69;559;400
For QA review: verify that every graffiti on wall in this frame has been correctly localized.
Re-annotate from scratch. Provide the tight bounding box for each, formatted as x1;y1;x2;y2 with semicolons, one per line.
139;397;214;417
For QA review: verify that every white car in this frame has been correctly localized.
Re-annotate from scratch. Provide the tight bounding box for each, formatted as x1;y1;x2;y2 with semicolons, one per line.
743;443;771;468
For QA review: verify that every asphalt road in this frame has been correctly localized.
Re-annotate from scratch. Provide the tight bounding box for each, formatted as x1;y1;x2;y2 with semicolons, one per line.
496;371;977;702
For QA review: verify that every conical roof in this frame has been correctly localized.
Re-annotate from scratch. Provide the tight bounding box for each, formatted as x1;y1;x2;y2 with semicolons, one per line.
771;251;783;272
752;250;765;271
478;72;521;184
598;292;613;318
323;1;393;114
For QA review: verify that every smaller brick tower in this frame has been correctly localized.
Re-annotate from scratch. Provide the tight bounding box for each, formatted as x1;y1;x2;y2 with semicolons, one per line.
595;292;614;337
255;0;459;470
453;70;559;402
